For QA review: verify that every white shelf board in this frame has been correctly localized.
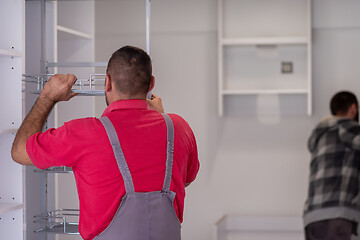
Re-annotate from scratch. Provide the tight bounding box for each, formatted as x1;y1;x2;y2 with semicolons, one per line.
222;89;309;95
221;37;309;46
0;203;23;215
0;49;21;58
57;25;93;40
0;128;18;134
216;215;303;232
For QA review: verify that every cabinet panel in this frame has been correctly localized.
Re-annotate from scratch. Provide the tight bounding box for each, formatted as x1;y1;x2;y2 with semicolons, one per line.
0;134;23;204
0;58;22;130
0;209;23;240
0;0;24;239
57;0;94;36
222;0;308;38
0;0;23;51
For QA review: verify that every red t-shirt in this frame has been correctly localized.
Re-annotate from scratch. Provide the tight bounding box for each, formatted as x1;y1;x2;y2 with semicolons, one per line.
26;100;199;240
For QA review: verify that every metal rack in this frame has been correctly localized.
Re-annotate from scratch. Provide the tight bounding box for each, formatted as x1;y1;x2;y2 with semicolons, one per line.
34;209;79;235
23;73;106;96
34;167;73;174
33;166;76;234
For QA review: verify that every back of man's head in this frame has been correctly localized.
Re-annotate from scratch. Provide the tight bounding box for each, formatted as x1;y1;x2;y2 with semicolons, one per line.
106;46;152;97
330;91;358;116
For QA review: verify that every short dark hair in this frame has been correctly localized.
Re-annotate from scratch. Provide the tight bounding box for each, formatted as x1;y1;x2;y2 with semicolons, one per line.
106;46;152;96
330;91;358;115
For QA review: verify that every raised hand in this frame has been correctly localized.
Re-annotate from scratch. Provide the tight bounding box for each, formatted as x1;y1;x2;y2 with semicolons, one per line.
40;74;78;103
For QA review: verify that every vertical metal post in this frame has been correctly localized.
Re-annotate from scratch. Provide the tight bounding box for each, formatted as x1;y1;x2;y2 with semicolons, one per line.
146;0;152;99
40;0;47;75
40;1;48;240
146;0;151;55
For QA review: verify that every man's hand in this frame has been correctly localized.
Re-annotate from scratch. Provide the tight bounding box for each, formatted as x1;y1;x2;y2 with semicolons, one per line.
147;94;164;113
40;74;78;103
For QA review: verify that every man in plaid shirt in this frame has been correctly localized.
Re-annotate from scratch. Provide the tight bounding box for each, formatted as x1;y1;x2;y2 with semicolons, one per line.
304;91;360;240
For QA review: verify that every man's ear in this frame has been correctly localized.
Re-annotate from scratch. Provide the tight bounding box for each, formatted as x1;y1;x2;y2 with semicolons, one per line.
105;74;112;92
349;103;357;117
148;76;155;92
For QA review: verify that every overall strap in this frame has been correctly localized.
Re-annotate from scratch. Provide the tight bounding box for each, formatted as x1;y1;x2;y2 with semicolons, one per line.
99;116;135;193
162;113;175;192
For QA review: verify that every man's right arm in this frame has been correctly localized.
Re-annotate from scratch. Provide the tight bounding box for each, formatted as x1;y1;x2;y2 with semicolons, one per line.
11;74;78;165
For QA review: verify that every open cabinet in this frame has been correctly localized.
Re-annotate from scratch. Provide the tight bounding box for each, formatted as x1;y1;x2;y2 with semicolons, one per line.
218;0;312;116
7;0;151;239
24;0;97;239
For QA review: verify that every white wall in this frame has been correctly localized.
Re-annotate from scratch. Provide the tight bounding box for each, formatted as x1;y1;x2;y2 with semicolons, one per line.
94;0;360;239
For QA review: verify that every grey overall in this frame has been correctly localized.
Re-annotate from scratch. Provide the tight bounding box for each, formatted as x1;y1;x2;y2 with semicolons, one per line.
95;114;181;240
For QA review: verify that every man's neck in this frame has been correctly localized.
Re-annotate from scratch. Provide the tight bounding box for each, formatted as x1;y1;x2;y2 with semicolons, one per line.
107;94;147;105
335;113;353;120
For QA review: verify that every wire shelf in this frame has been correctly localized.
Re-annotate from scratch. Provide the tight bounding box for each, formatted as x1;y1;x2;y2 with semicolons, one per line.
34;209;79;235
34;166;73;174
23;73;105;96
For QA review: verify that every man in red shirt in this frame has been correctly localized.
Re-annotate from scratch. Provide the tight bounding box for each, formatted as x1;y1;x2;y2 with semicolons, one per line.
12;46;199;240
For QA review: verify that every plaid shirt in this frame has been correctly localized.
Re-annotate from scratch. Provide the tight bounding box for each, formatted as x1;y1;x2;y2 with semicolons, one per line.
303;117;360;227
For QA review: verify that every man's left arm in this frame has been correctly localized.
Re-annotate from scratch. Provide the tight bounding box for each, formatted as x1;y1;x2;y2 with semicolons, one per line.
146;93;164;113
339;121;360;151
11;74;78;165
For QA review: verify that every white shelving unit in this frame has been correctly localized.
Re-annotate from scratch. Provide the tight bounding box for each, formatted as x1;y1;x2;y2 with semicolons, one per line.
0;0;24;239
218;0;312;116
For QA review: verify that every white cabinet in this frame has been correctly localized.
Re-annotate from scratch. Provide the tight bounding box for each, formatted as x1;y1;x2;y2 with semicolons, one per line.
218;0;312;116
0;0;24;239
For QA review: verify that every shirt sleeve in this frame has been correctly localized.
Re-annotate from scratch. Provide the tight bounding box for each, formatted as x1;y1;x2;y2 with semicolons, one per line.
184;121;200;184
26;121;78;169
339;120;360;151
169;113;200;184
186;137;199;184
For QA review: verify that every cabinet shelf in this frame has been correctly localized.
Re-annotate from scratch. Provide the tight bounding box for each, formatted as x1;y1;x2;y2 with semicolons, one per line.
221;37;309;46
0;203;23;215
222;89;309;95
214;215;304;240
0;129;18;134
34;166;73;174
23;74;105;96
57;25;93;40
0;49;21;58
24;89;105;96
35;223;79;235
